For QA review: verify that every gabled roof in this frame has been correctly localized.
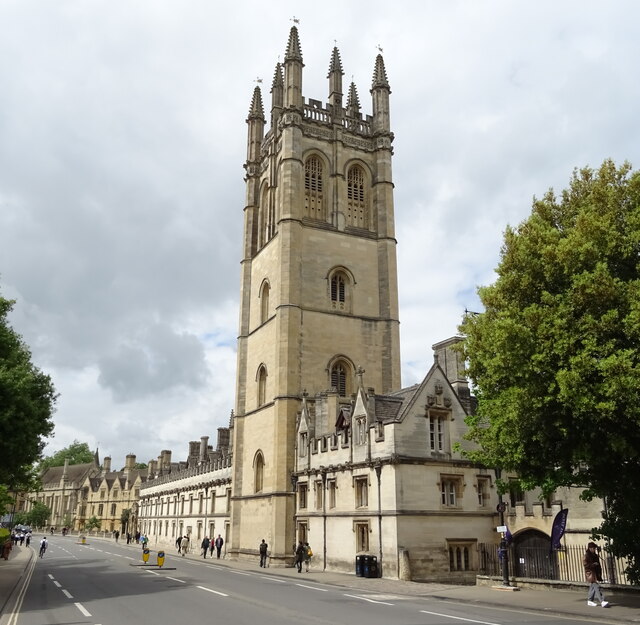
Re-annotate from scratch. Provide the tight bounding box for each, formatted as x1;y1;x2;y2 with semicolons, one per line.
41;462;97;486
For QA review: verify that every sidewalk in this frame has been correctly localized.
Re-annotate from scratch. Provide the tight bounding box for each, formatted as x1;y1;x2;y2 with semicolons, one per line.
3;538;640;622
0;544;33;616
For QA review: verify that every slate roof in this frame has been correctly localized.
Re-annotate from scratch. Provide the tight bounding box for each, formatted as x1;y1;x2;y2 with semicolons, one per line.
41;462;97;487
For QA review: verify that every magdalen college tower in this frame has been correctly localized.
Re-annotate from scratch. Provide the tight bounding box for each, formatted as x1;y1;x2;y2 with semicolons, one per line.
231;25;401;563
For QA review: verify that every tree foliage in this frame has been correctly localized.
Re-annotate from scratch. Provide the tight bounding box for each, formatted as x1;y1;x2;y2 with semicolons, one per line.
85;516;101;531
38;440;95;473
0;294;57;488
459;160;640;580
27;501;51;528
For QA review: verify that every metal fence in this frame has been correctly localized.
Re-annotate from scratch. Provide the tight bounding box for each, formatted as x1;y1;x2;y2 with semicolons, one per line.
478;543;631;586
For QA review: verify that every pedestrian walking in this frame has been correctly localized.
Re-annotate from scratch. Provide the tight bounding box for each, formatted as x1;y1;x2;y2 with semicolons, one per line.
295;541;306;573
304;542;313;572
181;535;190;557
584;542;609;607
176;535;183;552
201;536;210;558
259;539;268;567
214;534;224;559
39;537;48;558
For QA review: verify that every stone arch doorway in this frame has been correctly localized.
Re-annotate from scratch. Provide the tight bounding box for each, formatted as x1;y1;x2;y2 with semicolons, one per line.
512;529;558;579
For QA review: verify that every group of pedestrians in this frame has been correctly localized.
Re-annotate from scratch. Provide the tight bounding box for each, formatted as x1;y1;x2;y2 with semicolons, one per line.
173;533;224;559
295;541;312;573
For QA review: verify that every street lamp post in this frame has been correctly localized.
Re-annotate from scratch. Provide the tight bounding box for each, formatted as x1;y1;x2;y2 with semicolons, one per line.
290;473;298;552
495;468;510;587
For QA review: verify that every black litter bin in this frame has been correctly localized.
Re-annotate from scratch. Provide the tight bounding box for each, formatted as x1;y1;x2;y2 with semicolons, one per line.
362;555;378;578
355;555;364;577
367;555;378;578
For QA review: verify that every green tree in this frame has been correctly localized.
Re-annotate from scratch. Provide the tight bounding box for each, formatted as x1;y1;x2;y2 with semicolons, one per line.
27;501;51;528
120;508;131;533
85;516;101;531
459;160;640;581
38;440;95;473
0;294;57;488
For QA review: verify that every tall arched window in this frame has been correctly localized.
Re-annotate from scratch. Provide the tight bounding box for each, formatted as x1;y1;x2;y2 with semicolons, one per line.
346;165;368;229
257;365;267;407
331;272;346;309
254;451;264;493
260;281;270;324
330;359;352;397
259;187;276;249
328;267;353;312
304;156;325;220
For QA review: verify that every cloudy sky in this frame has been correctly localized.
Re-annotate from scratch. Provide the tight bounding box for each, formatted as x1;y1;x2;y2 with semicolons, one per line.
1;0;638;468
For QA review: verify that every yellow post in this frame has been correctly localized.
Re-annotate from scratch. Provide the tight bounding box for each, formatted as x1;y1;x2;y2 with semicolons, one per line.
157;551;165;568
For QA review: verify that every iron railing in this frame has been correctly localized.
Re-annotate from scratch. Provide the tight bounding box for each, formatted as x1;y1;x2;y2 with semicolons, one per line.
478;543;631;586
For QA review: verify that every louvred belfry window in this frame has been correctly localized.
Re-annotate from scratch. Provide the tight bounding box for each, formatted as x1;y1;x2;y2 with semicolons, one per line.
305;156;325;219
346;165;368;229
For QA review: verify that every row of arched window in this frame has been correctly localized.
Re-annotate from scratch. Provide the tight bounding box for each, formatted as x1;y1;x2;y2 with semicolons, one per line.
255;357;354;409
305;156;371;229
256;157;374;251
258;267;353;325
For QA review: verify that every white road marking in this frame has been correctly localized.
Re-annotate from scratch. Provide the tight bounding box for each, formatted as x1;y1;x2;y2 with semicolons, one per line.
259;576;287;583
344;593;393;605
62;589;73;599
166;577;186;583
295;584;328;592
75;602;92;617
47;574;55;579
53;581;61;587
197;585;229;597
420;610;501;625
230;571;251;576
146;570;160;576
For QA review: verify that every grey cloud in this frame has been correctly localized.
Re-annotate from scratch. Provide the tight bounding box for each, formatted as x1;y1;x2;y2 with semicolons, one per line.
97;324;209;402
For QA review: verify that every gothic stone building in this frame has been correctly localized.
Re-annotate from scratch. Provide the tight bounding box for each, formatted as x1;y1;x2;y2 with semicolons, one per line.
138;26;605;582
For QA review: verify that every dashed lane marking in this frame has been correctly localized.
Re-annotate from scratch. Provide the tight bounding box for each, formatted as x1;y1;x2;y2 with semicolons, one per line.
344;593;393;605
166;577;185;583
295;584;328;592
75;602;92;617
197;586;229;597
420;610;501;625
62;590;73;599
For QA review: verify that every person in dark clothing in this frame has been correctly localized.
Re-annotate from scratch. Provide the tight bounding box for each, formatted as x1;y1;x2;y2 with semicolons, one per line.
584;542;609;607
214;534;224;558
295;541;306;573
201;536;210;558
176;535;183;552
259;539;268;567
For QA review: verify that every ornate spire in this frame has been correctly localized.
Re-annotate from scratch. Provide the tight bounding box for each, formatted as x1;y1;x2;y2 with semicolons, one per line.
327;46;344;77
371;54;390;90
346;82;361;115
284;25;303;63
271;62;284;91
247;86;265;121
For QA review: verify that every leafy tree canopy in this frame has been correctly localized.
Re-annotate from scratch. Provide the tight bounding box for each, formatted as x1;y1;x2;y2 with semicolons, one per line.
0;294;57;488
27;501;51;528
459;160;640;579
85;516;101;531
38;440;95;474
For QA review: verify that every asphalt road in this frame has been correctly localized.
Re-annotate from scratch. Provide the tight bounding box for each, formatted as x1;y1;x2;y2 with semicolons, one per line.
11;539;612;625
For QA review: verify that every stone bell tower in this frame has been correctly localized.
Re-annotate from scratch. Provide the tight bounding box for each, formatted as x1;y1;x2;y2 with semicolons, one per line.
230;26;401;563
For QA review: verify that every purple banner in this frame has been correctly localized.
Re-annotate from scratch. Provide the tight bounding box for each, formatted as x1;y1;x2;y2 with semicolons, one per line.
551;508;568;550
